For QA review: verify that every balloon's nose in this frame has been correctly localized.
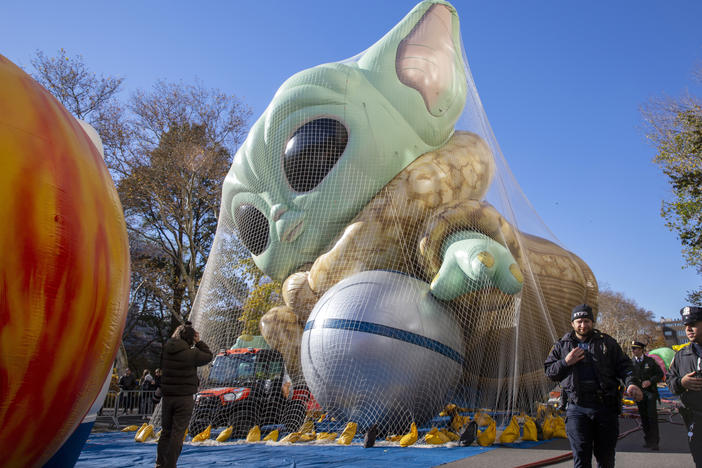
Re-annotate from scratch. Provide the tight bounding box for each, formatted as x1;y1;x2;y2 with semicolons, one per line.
275;208;305;243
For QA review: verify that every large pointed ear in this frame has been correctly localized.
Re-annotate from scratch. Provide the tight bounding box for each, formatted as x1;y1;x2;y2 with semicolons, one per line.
357;0;467;147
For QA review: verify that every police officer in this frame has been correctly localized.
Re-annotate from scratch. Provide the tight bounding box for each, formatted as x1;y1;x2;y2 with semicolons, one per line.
630;340;663;450
545;304;643;468
667;305;702;466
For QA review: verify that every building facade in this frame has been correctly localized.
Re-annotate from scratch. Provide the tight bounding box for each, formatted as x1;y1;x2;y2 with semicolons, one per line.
660;318;687;347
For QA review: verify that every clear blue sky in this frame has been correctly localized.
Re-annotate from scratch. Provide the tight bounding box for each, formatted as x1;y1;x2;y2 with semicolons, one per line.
3;0;701;320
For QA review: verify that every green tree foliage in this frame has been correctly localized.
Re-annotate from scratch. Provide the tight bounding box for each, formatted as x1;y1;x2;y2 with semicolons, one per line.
596;287;664;352
116;82;251;326
238;258;282;336
643;71;702;305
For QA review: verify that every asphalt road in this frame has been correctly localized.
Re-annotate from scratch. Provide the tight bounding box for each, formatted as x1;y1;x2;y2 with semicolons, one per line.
441;413;694;468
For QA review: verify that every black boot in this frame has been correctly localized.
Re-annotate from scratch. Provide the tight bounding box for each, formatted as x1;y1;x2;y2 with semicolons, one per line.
459;421;477;446
364;425;378;448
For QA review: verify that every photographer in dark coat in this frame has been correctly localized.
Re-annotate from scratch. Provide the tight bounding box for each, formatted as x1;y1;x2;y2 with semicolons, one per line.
156;322;213;468
544;304;643;468
630;340;664;450
667;306;702;467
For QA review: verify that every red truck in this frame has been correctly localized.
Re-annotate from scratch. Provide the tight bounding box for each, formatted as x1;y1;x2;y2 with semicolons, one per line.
189;347;319;437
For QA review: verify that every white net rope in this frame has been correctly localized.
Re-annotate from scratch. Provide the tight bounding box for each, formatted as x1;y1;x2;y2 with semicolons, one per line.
153;0;597;440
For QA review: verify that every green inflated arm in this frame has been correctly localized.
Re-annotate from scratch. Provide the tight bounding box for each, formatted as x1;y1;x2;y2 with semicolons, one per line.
430;231;523;301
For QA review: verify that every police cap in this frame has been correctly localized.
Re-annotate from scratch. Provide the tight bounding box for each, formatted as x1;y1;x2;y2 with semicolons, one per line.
571;304;594;322
680;306;702;326
631;340;646;349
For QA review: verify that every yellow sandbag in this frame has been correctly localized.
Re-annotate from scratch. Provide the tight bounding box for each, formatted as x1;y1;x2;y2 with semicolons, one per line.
134;425;146;442
451;414;469;433
246;425;261;442
440;403;458;417
437;429;451;443
216;426;233;442
477;420;496;446
336;422;357;445
475;411;494;427
386;434;403;442
133;423;147;441
399;422;418;447
280;432;301;443
317;413;326;423
299;420;315;434
192;425;211;442
299;432;316;442
522;416;538;442
552;416;567;439
425;427;444;445
499;416;520;443
316;432;337;441
536;404;548;420
542;416;554;440
440;428;459;442
263;429;279;442
155;430;162;441
135;424;154;443
182;428;188;441
122;424;140;432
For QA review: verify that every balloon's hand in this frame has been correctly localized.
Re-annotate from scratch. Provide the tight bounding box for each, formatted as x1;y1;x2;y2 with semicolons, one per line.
430;232;523;301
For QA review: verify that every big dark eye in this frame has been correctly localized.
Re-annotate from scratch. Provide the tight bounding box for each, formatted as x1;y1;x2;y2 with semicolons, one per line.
234;204;269;255
284;118;348;192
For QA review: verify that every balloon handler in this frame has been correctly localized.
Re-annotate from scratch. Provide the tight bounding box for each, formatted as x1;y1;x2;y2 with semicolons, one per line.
545;304;643;468
667;306;702;467
630;340;664;450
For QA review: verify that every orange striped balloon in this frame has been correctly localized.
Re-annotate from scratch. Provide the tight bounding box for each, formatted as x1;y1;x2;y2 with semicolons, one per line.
0;55;130;467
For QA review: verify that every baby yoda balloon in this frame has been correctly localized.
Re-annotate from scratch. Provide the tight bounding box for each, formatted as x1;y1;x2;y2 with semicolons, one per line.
219;0;597;412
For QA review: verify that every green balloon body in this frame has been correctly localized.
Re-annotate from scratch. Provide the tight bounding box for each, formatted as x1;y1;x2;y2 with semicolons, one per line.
649;347;675;368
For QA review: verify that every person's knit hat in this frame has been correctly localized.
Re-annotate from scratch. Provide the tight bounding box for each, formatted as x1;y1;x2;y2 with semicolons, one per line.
571;304;594;322
681;306;702;326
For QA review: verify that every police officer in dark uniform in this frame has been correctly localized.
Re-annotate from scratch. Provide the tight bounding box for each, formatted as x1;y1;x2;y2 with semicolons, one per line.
545;304;643;468
630;340;664;450
667;305;702;467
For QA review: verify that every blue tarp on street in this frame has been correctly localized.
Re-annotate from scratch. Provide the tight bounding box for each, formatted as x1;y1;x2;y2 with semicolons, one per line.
77;432;546;467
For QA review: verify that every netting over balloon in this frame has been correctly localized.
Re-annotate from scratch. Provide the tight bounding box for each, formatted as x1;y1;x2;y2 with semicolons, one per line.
153;0;598;440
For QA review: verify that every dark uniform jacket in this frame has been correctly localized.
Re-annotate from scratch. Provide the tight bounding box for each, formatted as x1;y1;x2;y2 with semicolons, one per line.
544;329;639;408
631;355;664;398
667;343;702;413
119;373;137;390
161;338;213;397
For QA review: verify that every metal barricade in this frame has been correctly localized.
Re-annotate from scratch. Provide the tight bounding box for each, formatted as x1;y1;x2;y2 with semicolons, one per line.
98;389;159;427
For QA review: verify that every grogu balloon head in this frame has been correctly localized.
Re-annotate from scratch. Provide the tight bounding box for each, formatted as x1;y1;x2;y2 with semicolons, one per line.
223;0;467;280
